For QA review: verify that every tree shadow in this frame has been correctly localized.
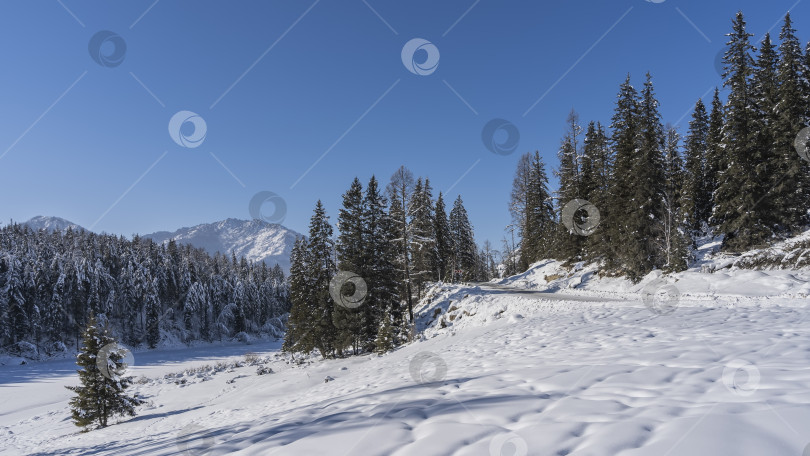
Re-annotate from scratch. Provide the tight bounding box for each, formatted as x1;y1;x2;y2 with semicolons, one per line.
31;376;545;455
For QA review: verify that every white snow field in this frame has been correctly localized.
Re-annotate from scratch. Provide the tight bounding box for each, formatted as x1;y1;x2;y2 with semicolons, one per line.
3;250;810;455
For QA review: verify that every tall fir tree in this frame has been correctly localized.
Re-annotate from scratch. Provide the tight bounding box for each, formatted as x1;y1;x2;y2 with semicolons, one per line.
682;99;711;235
523;151;555;264
581;121;613;262
306;201;337;358
336;178;366;273
714;11;771;251
334;178;366;354
408;177;436;300
283;237;316;354
1;255;28;344
432;192;454;282
144;277;160;349
362;176;403;349
662;126;689;271
448;196;477;282
772;13;810;231
752;33;780;231
607;74;641;275
632;73;668;276
706;88;725;223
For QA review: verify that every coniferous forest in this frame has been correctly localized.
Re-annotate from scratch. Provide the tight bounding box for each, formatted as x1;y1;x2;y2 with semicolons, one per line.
0;223;290;356
282;167;494;358
505;11;810;281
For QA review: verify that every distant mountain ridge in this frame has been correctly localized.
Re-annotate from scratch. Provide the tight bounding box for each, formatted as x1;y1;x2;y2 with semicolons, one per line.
144;218;301;273
18;216;300;273
23;216;84;232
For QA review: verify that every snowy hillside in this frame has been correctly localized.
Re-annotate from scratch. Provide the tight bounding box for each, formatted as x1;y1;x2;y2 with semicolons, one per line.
492;231;810;300
22;216;84;232
3;236;810;455
144;218;301;273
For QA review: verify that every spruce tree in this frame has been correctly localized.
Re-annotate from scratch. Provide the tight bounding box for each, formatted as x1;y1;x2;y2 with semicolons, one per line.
607;75;641;275
581;121;612;262
662;125;689;271
607;73;669;280
334;178;366;354
183;282;207;335
2;255;28;344
682;99;711;235
46;271;67;341
714;11;771;251
772;13;810;231
362;176;403;349
523;151;555;264
144;277;160;349
449;196;476;282
409;177;436;299
386;166;415;324
706;88;724;224
433;192;453;282
337;178;366;273
374;311;395;354
307;201;337;358
632;73;668;276
65;314;143;429
283;237;316;354
388;197;409;318
751;33;780;231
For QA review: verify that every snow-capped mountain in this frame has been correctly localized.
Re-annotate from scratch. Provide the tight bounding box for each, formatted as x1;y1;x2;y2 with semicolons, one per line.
23;216;85;232
144;218;301;273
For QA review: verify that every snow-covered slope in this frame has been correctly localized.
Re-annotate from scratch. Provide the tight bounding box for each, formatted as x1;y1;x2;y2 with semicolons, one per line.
493;230;810;301
22;216;84;232
5;273;810;455
144;218;301;272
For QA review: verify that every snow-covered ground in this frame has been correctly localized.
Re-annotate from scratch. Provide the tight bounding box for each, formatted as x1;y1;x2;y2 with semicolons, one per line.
3;247;810;455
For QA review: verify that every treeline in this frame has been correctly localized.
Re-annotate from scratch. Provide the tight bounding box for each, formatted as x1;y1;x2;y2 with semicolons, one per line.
0;223;290;356
284;167;494;358
508;12;810;281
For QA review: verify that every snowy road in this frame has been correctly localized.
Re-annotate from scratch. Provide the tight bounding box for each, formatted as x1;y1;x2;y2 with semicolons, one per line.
474;282;623;302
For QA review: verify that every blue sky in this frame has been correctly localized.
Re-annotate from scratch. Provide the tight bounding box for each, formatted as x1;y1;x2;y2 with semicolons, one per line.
0;0;806;247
